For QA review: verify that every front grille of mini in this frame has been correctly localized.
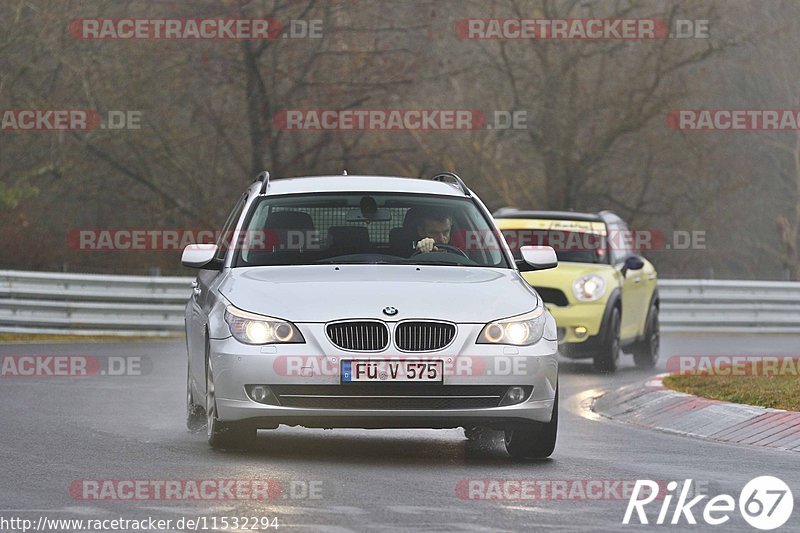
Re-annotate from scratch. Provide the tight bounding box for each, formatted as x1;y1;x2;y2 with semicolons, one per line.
326;321;389;351
395;321;456;352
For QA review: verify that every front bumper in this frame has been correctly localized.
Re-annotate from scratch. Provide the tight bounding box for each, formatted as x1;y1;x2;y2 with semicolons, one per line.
545;301;606;344
209;322;559;428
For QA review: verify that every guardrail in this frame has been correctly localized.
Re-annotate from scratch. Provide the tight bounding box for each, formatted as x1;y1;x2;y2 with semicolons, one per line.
658;279;800;333
0;270;192;336
0;271;799;336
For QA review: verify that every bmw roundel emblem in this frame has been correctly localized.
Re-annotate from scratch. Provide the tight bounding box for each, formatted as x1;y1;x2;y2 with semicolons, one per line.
383;306;398;316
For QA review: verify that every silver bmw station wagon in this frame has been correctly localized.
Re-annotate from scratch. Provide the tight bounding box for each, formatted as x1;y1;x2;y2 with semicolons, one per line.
183;172;560;458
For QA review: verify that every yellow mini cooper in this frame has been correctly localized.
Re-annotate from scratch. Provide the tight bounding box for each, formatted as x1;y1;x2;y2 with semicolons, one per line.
494;209;659;372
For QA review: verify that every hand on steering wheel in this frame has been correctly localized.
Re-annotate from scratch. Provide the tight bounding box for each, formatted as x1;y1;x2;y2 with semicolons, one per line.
412;239;469;259
415;237;436;254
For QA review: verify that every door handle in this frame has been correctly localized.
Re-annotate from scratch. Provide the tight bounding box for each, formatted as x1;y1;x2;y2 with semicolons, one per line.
633;277;642;284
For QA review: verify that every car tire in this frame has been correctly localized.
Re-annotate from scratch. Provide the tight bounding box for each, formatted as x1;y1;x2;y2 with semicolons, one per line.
633;304;660;369
206;354;256;450
186;364;206;432
503;387;558;460
593;306;620;373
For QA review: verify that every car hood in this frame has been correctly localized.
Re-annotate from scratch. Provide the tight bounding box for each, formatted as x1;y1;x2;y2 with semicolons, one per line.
219;265;539;323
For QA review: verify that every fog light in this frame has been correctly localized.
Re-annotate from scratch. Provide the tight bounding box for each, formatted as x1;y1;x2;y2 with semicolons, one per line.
248;385;279;405
500;386;531;406
251;385;268;402
574;326;588;338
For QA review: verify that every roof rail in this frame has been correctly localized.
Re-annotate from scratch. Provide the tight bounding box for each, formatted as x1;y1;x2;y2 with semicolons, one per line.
256;170;270;194
432;171;470;196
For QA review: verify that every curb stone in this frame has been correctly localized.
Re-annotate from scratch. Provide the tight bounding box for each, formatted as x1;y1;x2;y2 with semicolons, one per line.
591;374;800;452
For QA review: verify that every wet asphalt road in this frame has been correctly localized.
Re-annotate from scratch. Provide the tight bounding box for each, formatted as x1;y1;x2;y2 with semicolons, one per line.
1;334;799;532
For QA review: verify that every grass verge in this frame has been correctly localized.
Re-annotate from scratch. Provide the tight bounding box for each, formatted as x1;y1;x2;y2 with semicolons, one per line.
663;373;800;411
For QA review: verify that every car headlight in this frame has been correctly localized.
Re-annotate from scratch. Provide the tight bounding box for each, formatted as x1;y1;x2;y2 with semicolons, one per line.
224;305;305;345
573;274;606;302
477;308;546;346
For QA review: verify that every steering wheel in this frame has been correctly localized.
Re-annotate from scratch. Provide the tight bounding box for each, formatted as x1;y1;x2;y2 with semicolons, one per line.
411;243;469;259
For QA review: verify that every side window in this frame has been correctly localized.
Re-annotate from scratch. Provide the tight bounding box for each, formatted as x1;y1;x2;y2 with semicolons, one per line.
215;194;247;261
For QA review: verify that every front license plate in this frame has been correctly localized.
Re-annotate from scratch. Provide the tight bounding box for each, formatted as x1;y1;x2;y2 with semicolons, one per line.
341;360;443;383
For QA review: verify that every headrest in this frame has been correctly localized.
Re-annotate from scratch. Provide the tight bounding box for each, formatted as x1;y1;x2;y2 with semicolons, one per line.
265;211;315;231
327;226;370;247
402;207;423;229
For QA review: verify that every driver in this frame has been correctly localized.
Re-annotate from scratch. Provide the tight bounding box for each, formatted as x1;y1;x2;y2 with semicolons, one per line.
415;211;452;253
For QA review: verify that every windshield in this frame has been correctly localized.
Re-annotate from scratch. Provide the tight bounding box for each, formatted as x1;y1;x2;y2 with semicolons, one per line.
233;193;510;268
500;223;609;265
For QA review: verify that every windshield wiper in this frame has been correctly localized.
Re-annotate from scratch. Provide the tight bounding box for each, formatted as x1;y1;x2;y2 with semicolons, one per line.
314;259;406;265
411;259;474;266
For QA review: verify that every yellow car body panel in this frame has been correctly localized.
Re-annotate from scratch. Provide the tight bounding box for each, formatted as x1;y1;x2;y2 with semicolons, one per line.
496;217;658;349
521;263;617;343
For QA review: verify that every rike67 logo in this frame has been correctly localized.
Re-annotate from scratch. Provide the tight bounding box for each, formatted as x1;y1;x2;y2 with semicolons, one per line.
624;477;793;530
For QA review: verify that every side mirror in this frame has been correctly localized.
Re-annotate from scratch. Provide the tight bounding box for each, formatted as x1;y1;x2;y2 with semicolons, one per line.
517;245;558;271
181;244;222;270
621;255;645;277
